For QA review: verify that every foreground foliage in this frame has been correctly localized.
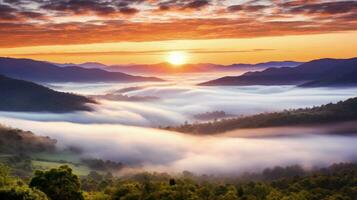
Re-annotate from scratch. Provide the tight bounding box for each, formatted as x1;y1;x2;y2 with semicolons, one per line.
83;163;357;200
0;163;48;200
1;162;356;200
29;165;84;200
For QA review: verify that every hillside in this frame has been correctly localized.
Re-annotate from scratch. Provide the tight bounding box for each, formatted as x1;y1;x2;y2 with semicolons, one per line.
300;68;357;87
0;57;162;83
0;125;57;154
0;75;95;112
166;97;357;134
199;58;357;86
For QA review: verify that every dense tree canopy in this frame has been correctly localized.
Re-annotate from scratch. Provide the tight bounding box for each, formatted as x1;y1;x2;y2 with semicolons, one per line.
0;163;48;200
0;186;49;200
82;163;357;200
0;163;356;200
29;165;84;200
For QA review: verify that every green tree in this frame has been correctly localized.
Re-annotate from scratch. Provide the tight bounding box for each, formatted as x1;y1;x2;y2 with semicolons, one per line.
281;191;311;200
326;194;351;200
84;191;111;200
266;189;284;200
218;189;239;200
29;165;84;200
0;163;48;200
0;163;11;187
112;183;142;200
0;185;48;200
197;185;213;200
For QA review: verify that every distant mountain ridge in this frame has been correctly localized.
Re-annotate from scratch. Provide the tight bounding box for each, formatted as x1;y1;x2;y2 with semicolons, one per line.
0;74;95;112
110;61;302;74
52;62;108;69
199;58;357;87
0;57;163;83
227;61;302;68
53;61;302;74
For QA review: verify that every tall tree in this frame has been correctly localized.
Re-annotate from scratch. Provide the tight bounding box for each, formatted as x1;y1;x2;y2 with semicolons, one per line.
29;165;84;200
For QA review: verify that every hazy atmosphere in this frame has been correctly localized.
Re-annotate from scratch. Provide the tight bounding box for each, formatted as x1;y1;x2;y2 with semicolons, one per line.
1;1;357;199
1;75;357;174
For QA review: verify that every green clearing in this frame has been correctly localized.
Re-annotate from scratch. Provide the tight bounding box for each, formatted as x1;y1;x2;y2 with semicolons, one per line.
31;151;95;176
31;151;81;163
0;154;14;159
1;152;101;176
32;160;91;176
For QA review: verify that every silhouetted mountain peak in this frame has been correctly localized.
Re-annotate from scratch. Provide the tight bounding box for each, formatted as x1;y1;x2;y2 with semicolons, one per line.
0;57;163;83
199;57;357;86
0;74;95;112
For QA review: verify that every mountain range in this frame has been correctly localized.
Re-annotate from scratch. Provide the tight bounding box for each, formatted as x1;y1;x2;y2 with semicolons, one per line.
0;57;162;83
200;57;357;87
2;57;356;87
54;61;302;74
52;61;108;69
0;74;95;112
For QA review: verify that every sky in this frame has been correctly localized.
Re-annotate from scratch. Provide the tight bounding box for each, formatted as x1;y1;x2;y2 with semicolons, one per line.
0;0;357;64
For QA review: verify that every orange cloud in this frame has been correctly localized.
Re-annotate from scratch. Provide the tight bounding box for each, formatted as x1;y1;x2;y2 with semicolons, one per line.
1;16;357;48
0;0;356;48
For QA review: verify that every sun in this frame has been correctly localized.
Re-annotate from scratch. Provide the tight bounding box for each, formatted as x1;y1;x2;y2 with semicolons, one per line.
167;51;187;66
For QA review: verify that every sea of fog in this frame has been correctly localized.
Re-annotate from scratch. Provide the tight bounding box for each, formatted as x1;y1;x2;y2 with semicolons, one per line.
1;73;357;174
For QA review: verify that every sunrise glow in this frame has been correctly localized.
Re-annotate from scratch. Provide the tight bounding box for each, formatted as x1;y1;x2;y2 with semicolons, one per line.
0;0;356;65
1;1;357;197
167;51;187;66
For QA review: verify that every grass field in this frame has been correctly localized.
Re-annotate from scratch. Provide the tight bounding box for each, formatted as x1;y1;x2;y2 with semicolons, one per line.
0;154;14;159
31;151;93;176
1;152;101;176
31;151;81;163
32;160;91;176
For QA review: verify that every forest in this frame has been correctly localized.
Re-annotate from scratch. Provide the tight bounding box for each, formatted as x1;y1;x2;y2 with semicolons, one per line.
166;97;357;134
1;162;356;200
